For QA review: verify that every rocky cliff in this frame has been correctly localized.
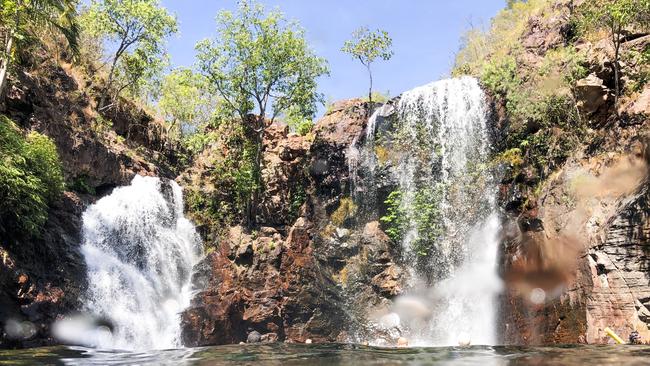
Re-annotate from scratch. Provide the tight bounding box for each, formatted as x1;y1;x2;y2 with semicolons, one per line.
1;0;649;349
178;100;405;345
0;48;179;348
491;1;650;345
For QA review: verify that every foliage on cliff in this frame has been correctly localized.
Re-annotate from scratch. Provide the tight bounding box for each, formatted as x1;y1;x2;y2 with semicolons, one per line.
0;116;64;237
453;0;649;212
195;0;328;225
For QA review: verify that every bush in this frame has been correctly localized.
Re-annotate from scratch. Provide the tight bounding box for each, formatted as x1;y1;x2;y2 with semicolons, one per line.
380;185;445;257
0;116;64;236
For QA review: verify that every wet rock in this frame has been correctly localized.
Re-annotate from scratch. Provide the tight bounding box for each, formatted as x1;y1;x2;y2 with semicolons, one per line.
371;265;403;298
310;99;369;214
260;332;278;343
629;330;642;345
247;330;261;343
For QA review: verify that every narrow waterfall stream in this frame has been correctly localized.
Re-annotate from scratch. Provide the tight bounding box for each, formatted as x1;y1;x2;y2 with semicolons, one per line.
350;77;502;346
56;176;202;350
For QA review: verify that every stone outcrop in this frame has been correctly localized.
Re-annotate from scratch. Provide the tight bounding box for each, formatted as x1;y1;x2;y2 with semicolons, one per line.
180;98;406;345
575;74;610;116
258;124;311;226
181;219;348;345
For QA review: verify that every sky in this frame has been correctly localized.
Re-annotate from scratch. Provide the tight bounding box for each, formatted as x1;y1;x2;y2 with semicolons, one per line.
159;0;506;117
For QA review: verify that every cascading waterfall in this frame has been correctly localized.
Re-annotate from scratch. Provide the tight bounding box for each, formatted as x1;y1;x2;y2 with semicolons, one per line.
351;77;502;346
56;175;202;350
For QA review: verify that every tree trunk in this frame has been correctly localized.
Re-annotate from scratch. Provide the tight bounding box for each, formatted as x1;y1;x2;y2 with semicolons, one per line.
613;36;621;115
0;33;13;100
367;64;373;116
247;116;265;228
99;60;117;111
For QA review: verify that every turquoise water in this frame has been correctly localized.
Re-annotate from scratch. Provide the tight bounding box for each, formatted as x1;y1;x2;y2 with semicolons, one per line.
2;344;650;365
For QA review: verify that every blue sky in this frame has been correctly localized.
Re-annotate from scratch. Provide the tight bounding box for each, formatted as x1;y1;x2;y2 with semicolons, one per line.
160;0;505;116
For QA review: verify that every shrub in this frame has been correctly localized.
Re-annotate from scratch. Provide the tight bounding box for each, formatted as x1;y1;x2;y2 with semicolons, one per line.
380;185;445;257
0;116;64;236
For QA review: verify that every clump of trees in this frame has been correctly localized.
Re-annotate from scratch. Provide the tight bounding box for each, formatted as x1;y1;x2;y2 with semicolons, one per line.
342;27;393;106
158;68;216;147
80;0;177;110
195;0;329;225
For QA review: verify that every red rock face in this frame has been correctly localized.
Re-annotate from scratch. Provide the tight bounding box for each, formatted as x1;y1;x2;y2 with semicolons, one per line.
493;0;650;346
498;127;650;345
180;98;407;346
181;219;350;345
181;101;374;345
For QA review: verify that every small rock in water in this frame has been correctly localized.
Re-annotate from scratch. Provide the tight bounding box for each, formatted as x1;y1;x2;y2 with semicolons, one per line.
305;339;312;344
261;332;278;343
629;330;642;345
247;330;262;343
396;337;409;348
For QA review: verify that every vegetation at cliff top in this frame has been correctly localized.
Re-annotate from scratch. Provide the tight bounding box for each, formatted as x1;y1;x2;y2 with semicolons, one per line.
195;0;329;226
158;68;217;149
80;0;177;110
2;0;647;234
453;0;649;211
342;27;394;107
0;0;80;97
0;116;64;237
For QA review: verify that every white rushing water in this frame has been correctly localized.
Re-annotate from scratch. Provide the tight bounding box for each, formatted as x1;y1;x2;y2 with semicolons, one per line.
353;77;502;346
56;175;202;351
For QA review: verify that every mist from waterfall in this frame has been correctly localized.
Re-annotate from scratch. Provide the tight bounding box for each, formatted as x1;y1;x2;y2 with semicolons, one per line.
56;175;202;351
350;77;502;346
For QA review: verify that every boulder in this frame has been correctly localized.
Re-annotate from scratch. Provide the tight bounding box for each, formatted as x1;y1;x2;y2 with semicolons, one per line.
575;74;610;116
371;265;403;298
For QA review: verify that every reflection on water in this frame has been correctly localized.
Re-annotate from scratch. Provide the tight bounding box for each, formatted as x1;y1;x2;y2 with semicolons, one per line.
3;344;650;365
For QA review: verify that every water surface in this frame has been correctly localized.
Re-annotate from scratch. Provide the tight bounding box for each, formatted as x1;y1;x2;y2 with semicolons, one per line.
2;344;650;365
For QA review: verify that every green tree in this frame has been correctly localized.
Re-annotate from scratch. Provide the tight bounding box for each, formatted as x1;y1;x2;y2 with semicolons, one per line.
0;0;80;97
159;67;216;142
342;27;393;106
80;0;177;110
579;0;650;111
196;0;329;225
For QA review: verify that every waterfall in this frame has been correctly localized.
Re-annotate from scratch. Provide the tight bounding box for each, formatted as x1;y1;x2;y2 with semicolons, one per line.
56;175;202;350
352;77;502;346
